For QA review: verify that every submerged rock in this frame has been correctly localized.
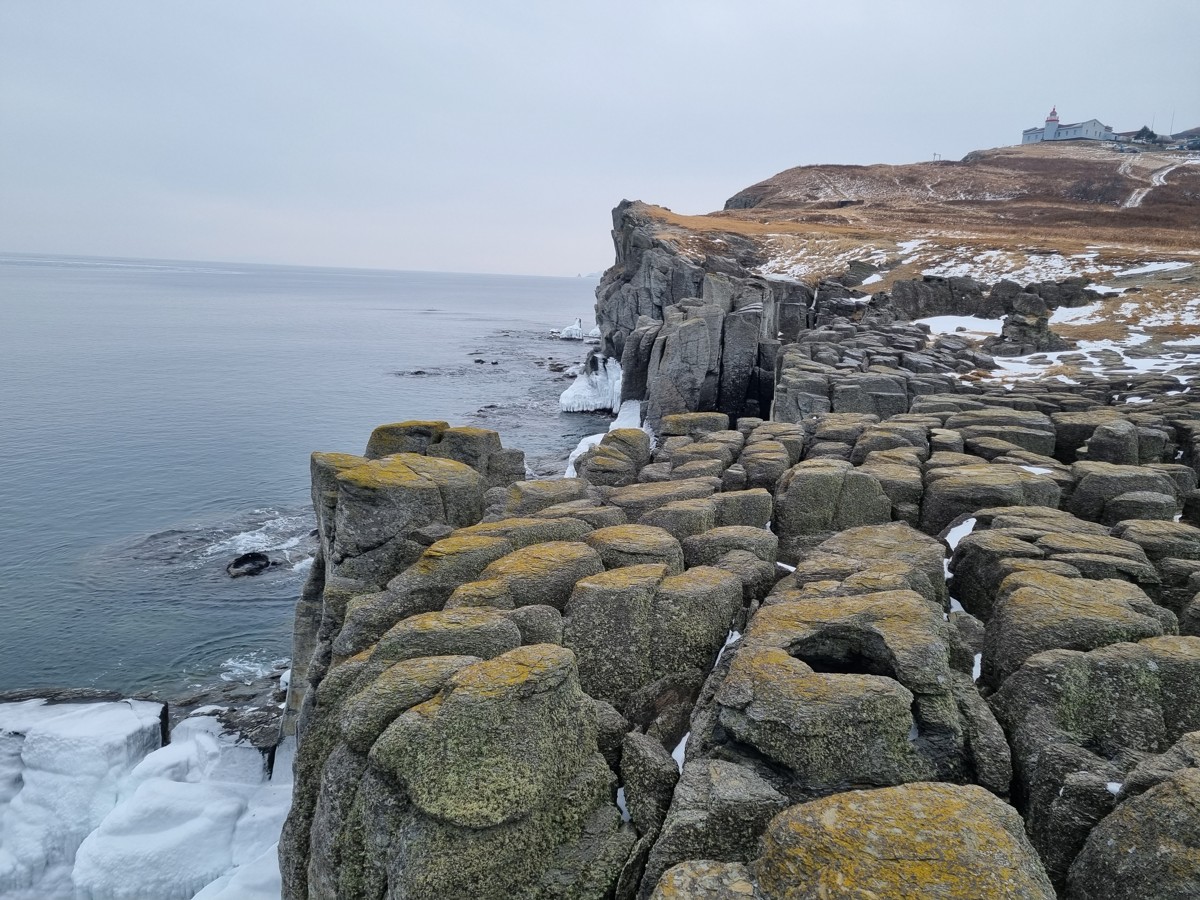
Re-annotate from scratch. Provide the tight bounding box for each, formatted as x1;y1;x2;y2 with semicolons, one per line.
226;550;273;577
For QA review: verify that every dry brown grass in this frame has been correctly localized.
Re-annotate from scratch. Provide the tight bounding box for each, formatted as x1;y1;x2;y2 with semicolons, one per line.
641;144;1200;273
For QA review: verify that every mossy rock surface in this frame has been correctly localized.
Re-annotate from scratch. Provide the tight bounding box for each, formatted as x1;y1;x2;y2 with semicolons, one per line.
605;477;721;520
533;499;627;529
563;564;667;709
339;654;479;752
503;478;589;516
364;420;448;458
458;515;592;548
373;607;522;664
711;489;773;529
650;861;756;898
586;524;685;575
983;572;1175;688
1067;767;1200;900
475;540;606;610
651;566;742;678
660;412;730;437
369;644;598;828
920;465;1059;535
753;783;1055;899
683;526;778;569
717;646;933;786
639;498;718;543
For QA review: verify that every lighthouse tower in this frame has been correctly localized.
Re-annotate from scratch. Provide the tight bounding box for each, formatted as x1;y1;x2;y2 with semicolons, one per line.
1043;106;1060;141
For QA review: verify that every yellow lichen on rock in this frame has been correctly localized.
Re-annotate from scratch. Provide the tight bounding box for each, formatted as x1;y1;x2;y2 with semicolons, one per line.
753;783;1055;898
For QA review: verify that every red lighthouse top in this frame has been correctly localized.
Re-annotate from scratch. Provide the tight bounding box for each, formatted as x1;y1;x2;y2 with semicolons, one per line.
1046;106;1060;122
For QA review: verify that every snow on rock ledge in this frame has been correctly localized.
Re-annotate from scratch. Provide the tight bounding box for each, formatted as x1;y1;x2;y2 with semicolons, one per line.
0;700;291;900
559;352;622;413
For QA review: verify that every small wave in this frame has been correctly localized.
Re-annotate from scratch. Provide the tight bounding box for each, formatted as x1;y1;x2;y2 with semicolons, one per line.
220;651;290;685
115;507;316;572
202;512;313;558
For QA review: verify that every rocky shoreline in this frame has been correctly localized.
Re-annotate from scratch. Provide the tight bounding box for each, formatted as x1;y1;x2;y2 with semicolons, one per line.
276;277;1200;900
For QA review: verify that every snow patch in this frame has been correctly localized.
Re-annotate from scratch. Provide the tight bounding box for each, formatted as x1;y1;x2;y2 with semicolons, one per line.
1049;302;1103;325
671;733;689;773
1112;261;1189;278
945;518;977;551
712;630;742;669
915;315;1002;337
563;433;605;478
972;654;982;683
615;788;630;823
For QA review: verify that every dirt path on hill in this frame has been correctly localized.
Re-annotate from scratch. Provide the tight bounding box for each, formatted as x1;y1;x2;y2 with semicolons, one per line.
1123;157;1200;208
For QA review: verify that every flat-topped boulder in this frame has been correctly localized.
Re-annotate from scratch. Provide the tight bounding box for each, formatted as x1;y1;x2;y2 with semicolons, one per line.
682;525;777;569
638;498;718;542
364;419;448;457
339;654;479;753
533;498;628;528
773;459;892;562
562;564;739;712
920;464;1060;536
1068;461;1177;523
372;606;523;665
659;412;731;438
738;440;792;491
314;451;485;583
585;524;685;574
982;571;1176;688
360;644;631;897
745;783;1055;899
445;540;605;611
817;522;948;609
366;422;526;490
719;644;932;785
456;515;593;548
724;589;1005;790
1051;408;1127;463
333;534;516;661
499;477;589;516
604;477;722;521
1112;519;1200;561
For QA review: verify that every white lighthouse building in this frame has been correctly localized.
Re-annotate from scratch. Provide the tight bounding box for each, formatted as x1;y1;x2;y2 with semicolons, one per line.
1022;107;1114;144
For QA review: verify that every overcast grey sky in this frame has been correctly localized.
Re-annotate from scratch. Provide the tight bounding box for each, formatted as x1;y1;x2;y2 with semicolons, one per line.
2;2;1197;276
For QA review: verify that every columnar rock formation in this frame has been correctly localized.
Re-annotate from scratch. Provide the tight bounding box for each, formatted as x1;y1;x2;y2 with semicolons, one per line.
591;201;1098;426
281;363;1200;897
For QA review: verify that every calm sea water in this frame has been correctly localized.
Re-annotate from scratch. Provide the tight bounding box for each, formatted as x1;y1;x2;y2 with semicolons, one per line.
0;254;606;698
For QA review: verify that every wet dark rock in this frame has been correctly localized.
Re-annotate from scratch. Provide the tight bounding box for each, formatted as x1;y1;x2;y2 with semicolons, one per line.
226;551;273;577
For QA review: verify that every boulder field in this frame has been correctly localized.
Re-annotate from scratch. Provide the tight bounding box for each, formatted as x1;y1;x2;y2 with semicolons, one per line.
277;379;1200;898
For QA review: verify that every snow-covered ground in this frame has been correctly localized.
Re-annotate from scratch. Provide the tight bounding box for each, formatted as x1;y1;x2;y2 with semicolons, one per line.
916;315;1002;338
0;700;290;900
983;336;1200;384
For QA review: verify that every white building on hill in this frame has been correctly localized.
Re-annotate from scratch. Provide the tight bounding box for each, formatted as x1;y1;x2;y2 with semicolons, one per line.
1022;107;1114;144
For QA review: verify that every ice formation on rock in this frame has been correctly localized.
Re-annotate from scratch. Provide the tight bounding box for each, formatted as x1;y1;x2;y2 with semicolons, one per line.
0;700;291;900
559;354;622;413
